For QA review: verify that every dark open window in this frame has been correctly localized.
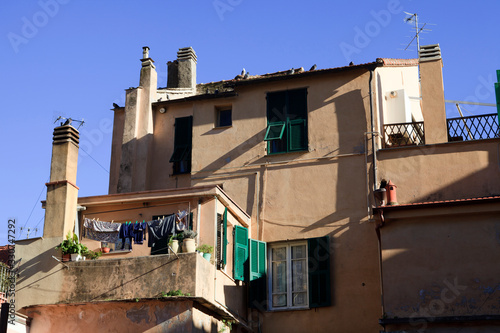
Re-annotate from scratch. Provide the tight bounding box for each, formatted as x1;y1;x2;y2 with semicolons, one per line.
169;116;192;174
216;107;232;127
265;88;308;154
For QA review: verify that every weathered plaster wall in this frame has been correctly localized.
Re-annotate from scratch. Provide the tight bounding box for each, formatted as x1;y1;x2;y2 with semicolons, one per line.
378;139;500;203
61;253;201;302
25;299;198;333
16;237;65;310
381;207;500;320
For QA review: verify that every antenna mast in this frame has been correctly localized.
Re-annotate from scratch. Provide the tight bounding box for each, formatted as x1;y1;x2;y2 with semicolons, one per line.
402;12;433;57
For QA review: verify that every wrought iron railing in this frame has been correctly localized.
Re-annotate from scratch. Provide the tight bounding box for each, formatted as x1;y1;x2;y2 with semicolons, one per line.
383;122;425;148
447;113;499;142
0;264;12;303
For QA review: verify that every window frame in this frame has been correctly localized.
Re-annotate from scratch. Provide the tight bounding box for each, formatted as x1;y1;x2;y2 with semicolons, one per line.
268;241;309;310
170;116;192;175
215;105;232;128
265;88;308;155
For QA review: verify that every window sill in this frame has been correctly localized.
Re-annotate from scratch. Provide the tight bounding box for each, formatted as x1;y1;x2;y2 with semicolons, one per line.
213;125;232;130
267;306;310;313
265;149;309;156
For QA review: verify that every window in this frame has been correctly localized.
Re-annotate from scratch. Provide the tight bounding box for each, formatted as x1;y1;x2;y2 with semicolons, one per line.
265;88;308;154
169;116;192;174
268;236;331;310
270;242;308;309
216;106;232;127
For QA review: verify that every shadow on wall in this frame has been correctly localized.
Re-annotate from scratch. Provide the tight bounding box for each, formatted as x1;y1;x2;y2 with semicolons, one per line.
16;239;61;289
377;141;500;203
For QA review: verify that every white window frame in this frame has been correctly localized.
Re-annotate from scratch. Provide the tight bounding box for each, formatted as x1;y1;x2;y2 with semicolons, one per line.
268;241;309;310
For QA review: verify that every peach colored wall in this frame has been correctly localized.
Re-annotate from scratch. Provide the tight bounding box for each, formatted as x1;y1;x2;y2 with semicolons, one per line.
380;206;500;323
109;108;124;194
378;139;500;203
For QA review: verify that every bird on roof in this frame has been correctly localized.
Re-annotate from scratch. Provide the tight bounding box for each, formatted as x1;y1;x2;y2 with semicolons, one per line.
241;68;246;76
244;72;249;79
349;61;354;66
288;68;295;75
113;103;120;108
310;64;317;71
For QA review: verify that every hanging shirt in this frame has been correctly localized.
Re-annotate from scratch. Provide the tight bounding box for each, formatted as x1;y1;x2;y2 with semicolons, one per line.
147;215;176;247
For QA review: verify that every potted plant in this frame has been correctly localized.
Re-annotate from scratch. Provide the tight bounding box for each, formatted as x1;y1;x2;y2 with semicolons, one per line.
169;234;180;254
196;244;213;261
181;230;198;253
101;242;111;253
55;232;87;261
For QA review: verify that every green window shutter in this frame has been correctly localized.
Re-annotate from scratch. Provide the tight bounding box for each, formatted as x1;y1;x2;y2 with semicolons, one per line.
233;225;248;281
308;236;331;308
288;119;307;151
222;208;228;267
249;239;266;281
249;239;267;309
264;122;286;141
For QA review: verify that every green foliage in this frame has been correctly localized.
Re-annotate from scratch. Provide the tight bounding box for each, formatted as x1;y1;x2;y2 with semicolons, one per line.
55;232;89;255
83;248;102;260
196;244;213;254
218;319;233;333
159;290;191;297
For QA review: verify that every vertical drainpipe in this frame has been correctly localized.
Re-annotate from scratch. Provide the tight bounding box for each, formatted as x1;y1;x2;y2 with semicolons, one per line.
369;68;378;190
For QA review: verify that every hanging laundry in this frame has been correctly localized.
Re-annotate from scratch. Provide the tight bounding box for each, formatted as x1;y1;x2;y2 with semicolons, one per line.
83;218;120;243
147;215;176;248
119;222;135;250
133;221;147;244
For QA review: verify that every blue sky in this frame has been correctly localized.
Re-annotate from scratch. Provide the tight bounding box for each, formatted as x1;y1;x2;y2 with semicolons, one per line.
1;0;499;245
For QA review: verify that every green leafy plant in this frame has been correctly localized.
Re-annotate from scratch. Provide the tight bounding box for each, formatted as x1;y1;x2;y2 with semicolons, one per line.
83;248;102;260
55;232;88;255
196;244;213;254
158;290;191;297
218;319;233;333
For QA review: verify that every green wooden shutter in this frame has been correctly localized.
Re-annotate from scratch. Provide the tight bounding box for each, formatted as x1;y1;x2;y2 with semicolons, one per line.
233;225;248;281
288;119;307;151
308;236;331;308
249;239;266;281
222;208;228;267
249;239;267;309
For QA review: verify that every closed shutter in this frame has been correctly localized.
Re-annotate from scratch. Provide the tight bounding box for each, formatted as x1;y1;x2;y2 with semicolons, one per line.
233;225;248;281
288;119;307;151
249;239;267;309
222;208;228;267
216;213;223;269
308;236;331;308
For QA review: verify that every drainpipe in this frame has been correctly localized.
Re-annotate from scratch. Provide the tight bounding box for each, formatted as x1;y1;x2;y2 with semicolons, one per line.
369;68;378;190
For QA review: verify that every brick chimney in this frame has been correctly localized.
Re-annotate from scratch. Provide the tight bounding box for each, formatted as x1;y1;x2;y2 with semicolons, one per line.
167;47;197;90
419;44;448;144
43;124;79;238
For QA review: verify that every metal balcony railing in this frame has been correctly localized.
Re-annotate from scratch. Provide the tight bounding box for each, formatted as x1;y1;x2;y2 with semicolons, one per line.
383;122;425;148
447;113;499;142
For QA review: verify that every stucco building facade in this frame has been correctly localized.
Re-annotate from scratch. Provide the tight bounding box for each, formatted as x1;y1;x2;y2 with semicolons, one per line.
15;45;500;332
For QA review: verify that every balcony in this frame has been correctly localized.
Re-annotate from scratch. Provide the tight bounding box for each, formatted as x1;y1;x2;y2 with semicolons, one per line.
383;122;425;148
447;113;499;142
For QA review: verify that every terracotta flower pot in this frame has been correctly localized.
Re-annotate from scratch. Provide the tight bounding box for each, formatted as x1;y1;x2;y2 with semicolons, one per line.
102;247;110;253
62;254;71;262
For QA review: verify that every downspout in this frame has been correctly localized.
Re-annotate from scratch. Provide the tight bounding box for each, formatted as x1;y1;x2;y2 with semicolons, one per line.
369;67;378;190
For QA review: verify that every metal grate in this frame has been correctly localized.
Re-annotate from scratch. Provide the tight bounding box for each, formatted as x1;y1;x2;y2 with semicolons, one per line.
0;264;13;303
383;122;425;148
447;113;499;142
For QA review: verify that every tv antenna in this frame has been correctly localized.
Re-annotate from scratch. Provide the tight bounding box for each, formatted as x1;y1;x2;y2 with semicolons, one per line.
402;12;434;56
54;116;85;129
